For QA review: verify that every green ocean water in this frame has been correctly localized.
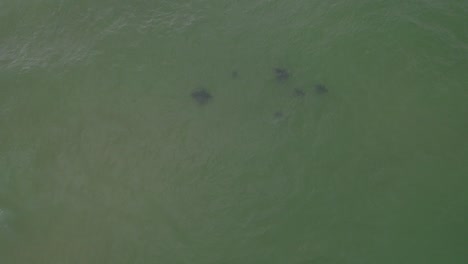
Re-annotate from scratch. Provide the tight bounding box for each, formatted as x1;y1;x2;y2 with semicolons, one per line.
1;0;467;263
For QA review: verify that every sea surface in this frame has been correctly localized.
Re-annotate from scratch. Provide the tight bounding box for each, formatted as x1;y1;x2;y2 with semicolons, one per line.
1;1;467;263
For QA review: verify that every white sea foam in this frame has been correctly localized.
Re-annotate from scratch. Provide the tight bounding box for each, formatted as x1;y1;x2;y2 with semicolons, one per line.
0;3;204;71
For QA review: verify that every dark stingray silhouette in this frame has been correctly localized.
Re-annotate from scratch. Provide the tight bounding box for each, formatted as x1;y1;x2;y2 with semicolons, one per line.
274;68;289;81
191;89;212;105
314;83;328;94
231;71;238;79
273;111;284;119
294;88;306;97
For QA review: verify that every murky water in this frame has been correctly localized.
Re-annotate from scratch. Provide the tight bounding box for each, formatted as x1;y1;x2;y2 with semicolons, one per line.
1;1;467;263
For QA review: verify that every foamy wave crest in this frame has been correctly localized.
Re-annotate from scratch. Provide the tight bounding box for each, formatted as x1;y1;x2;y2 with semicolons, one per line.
136;3;203;34
0;2;205;71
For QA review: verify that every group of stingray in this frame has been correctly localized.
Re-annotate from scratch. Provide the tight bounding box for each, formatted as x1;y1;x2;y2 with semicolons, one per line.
190;68;328;117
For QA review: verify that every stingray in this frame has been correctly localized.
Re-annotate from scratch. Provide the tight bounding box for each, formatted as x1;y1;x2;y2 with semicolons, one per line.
273;111;284;119
231;70;238;79
274;68;289;81
294;88;306;97
191;88;212;105
314;83;328;94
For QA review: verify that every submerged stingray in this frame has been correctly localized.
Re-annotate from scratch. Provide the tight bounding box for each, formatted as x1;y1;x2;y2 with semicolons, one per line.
274;68;289;81
314;83;328;94
191;88;212;105
273;111;284;119
294;88;306;97
231;70;238;79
